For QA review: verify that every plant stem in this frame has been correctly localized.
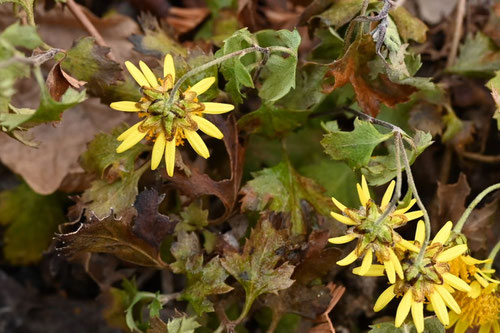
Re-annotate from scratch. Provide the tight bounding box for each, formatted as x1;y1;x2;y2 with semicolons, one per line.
399;138;431;265
166;45;294;107
453;183;500;233
485;240;500;270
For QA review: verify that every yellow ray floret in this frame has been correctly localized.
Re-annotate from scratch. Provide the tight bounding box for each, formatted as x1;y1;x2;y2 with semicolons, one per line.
191;115;224;139
202;102;235;114
188;77;216;96
110;101;141;112
165;136;176;177
151;131;166;170
125;61;150;88
163;54;175;81
380;180;395;209
185;129;210;159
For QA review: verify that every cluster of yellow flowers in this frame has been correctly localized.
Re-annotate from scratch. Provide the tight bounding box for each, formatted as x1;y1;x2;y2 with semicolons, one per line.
110;54;234;176
329;177;500;332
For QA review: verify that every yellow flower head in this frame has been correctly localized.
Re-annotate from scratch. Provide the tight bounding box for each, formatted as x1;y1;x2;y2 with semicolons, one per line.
110;55;234;176
374;221;472;332
328;176;423;283
447;257;500;333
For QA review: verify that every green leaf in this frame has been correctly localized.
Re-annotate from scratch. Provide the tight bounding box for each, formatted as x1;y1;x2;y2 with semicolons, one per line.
119;279;158;332
166;316;201;333
0;22;43;49
321;118;394;169
80;124;147;180
0;0;35;25
0;67;86;131
220;218;295;305
369;317;444;333
0;183;65;264
389;6;428;43
488;70;500;129
81;163;148;219
362;130;433;185
171;232;233;314
256;29;301;102
310;0;364;30
175;202;209;232
448;33;500;77
240;161;333;235
61;37;139;104
238;104;307;138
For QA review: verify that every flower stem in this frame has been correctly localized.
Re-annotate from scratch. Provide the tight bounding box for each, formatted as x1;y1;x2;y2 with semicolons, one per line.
453;183;500;233
166;45;294;107
398;138;431;265
485;240;500;270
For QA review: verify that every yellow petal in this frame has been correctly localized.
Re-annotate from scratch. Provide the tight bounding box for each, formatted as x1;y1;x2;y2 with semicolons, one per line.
448;310;459;328
191;115;223;139
165;138;176;177
116;126;147;153
493;320;500;333
331;197;347;212
330;211;357;225
184;129;210;159
395;289;413;327
353;264;385;276
431;221;453;245
415;220;425;244
411;301;424;333
202;102;234;114
139;61;159;88
398;239;420;253
163;54;175;82
328;234;357;244
479;323;493;333
403;210;424;221
442;273;471;293
110;101;141;112
357;250;373;276
455;320;469;333
381;180;395;209
389;248;404;279
125;61;150;87
461;255;491;265
374;285;396;312
117;122;142;141
467;281;482;298
357;183;369;206
151;131;166;170
361;175;370;201
336;249;359;266
435;285;461;314
394;199;416;214
384;259;396;284
437;245;468;262
430;291;449;326
477;269;500;284
188;77;215;96
474;272;490;288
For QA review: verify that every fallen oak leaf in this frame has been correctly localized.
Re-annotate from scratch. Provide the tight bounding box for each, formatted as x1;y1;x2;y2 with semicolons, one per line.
323;34;417;117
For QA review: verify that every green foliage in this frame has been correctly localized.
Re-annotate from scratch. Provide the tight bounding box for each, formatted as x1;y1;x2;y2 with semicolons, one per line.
0;183;65;264
0;0;35;25
321;118;394;169
166;316;201;333
220;218;295;306
240;160;333;234
448;33;500;77
176;202;209;232
369;317;444;333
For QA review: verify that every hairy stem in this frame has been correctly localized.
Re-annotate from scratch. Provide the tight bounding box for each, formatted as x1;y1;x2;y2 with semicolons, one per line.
485;240;500;270
166;45;294;107
454;183;500;233
0;48;63;69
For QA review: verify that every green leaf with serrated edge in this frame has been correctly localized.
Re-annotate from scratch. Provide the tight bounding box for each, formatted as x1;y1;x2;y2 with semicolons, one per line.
175;202;209;232
170;232;232;314
0;66;86;131
310;0;365;30
0;0;35;25
488;70;500;129
321;118;394;169
241;160;333;235
362;130;433;185
0;183;65;265
148;294;162;318
80;124;147;180
448;33;500;77
166;316;201;333
61;37;139;104
220;218;295;306
369;317;444;333
238;103;307;138
0;22;42;49
389;6;428;43
256;29;301;102
81;163;148;219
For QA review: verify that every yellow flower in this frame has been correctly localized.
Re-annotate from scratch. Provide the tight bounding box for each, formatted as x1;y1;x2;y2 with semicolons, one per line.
328;176;423;283
110;55;234;176
375;221;472;332
447;257;500;333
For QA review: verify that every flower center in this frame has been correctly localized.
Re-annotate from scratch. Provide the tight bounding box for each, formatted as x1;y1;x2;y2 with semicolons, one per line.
454;290;500;326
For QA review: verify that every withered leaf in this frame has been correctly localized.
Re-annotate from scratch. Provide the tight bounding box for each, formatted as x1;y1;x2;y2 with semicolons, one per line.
323;35;417;117
432;173;470;231
133;188;177;248
58;209;167;268
46;62;86;102
309;283;346;333
171;232;232;314
220;217;295;303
